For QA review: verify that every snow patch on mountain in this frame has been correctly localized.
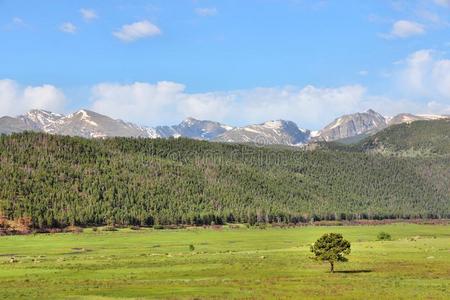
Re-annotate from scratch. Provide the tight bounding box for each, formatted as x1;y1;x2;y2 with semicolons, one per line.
214;119;310;146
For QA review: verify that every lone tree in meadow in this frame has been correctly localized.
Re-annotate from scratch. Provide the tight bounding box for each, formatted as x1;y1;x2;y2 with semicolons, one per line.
310;233;351;273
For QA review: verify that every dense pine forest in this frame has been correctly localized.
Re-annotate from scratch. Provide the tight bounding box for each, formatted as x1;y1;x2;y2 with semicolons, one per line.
360;119;450;156
0;120;449;229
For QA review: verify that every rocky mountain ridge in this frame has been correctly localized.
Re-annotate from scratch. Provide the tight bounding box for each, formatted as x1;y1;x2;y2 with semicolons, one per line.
1;109;448;146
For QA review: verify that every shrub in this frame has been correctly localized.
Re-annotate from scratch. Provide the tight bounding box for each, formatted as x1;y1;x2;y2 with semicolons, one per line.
255;223;267;229
189;244;195;251
3;216;33;234
164;224;179;230
64;226;83;233
211;224;223;230
32;228;51;234
377;231;392;241
102;226;118;232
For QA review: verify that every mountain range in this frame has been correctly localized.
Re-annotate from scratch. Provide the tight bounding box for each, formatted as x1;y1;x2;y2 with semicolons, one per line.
0;108;448;145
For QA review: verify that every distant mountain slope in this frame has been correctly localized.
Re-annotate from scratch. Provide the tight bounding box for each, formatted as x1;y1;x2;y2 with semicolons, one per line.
0;116;37;134
360;119;450;156
316;109;387;142
214;120;310;146
316;110;449;143
0;109;156;138
19;109;65;133
387;113;448;126
45;110;157;138
1;108;448;146
0;110;230;140
0;109;309;146
155;117;233;140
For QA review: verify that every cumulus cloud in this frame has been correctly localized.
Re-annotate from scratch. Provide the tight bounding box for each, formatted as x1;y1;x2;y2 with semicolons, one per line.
398;49;434;92
434;0;450;7
12;17;25;26
3;17;27;30
396;49;450;99
431;59;450;97
388;20;425;38
0;79;67;116
89;77;450;128
113;20;161;42
90;81;184;124
59;22;77;34
89;81;426;128
224;85;367;127
195;7;218;17
80;8;97;22
358;70;369;76
383;49;450;115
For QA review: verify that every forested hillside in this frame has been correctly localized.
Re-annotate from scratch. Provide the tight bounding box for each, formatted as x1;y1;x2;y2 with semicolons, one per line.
0;130;449;229
359;119;450;156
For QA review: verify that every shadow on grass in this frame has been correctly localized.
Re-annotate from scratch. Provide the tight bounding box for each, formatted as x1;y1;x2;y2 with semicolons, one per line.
334;270;372;274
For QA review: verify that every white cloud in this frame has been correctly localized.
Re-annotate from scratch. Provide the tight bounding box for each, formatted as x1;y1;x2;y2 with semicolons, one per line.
0;79;67;116
195;7;218;17
90;81;185;125
80;8;98;22
358;70;369;76
387;20;425;38
399;49;434;93
235;85;368;127
12;17;24;26
88;79;450;128
88;81;391;128
59;22;77;34
4;17;27;30
396;49;450;100
432;59;450;97
434;0;450;7
113;20;161;42
427;101;450;114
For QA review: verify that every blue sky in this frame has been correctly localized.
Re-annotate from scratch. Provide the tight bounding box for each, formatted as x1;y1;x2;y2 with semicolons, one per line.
1;0;450;129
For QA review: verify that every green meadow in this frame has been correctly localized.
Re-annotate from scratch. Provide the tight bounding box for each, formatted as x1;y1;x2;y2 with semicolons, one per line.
0;224;449;299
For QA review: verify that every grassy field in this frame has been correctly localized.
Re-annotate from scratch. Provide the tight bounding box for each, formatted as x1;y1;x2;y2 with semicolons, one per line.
0;224;449;299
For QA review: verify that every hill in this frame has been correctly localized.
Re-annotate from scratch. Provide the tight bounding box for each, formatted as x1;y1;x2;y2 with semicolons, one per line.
0;130;449;229
359;119;450;156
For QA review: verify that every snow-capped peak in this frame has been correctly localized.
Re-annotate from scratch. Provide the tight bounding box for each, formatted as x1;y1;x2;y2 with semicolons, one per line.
64;109;99;127
328;117;345;130
69;109;94;118
23;109;64;132
77;109;89;117
214;119;309;146
221;124;234;131
180;117;198;126
310;130;320;138
262;120;285;129
26;109;63;120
